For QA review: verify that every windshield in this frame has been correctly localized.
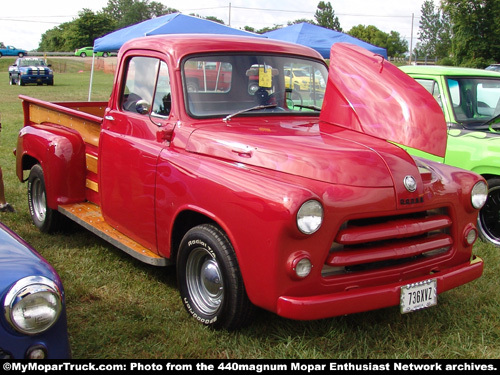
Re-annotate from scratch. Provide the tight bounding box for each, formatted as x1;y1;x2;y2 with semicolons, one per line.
182;54;327;118
446;76;500;125
19;59;46;67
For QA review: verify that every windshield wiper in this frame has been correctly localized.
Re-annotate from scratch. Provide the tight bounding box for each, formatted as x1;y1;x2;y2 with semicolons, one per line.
473;113;500;132
223;104;277;122
293;104;321;111
461;113;500;131
484;113;500;125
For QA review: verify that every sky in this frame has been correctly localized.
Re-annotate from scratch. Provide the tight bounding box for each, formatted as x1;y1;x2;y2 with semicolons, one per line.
0;0;427;52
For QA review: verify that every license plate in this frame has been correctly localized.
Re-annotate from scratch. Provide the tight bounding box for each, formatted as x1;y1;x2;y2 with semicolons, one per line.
400;279;437;313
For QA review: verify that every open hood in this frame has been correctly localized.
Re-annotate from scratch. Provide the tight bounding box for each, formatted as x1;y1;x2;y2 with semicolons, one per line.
320;43;446;157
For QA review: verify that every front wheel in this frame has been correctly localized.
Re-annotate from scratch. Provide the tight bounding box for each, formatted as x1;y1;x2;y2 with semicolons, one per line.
477;177;500;245
27;164;63;233
177;224;254;330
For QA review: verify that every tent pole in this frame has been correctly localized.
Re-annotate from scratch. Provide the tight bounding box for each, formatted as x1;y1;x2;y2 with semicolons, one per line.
88;53;96;101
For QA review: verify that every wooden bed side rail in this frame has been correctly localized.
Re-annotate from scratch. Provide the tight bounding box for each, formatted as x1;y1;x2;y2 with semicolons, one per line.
20;95;103;148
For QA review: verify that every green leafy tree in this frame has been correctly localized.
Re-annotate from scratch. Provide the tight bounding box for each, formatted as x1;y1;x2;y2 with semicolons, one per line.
315;1;342;31
416;0;451;60
348;25;408;57
64;9;117;50
38;10;116;51
38;1;177;51
442;0;500;67
204;16;225;24
39;23;72;52
288;18;316;26
102;0;177;29
255;25;284;34
386;31;409;57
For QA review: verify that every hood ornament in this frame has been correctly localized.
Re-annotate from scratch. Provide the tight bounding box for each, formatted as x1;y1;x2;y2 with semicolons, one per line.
404;175;417;192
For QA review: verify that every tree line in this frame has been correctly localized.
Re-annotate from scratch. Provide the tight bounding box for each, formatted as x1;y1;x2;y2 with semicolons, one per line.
37;0;500;67
37;1;408;57
416;0;500;67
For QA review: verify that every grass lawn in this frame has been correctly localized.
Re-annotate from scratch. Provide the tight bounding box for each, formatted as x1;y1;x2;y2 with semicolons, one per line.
0;57;499;359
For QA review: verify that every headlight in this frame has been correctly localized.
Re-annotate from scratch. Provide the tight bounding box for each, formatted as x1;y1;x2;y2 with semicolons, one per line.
4;276;62;335
297;200;323;234
471;181;488;209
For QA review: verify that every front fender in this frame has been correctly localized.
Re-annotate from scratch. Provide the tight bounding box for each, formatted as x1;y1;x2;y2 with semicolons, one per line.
445;129;500;176
16;124;86;208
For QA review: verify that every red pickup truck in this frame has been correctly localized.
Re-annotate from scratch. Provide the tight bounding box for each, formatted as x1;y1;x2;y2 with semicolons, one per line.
15;35;486;330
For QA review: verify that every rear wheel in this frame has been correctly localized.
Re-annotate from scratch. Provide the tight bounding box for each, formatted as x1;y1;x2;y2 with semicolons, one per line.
177;224;254;330
27;164;63;233
477;177;500;245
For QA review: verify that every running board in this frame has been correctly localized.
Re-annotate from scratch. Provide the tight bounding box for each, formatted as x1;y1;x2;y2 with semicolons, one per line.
58;202;169;266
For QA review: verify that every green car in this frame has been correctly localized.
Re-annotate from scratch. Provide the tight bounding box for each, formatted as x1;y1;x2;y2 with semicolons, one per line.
400;65;500;245
74;46;109;58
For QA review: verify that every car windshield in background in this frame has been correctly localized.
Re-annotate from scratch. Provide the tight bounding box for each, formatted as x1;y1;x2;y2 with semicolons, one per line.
485;64;500;72
182;54;327;118
19;59;46;67
446;76;500;126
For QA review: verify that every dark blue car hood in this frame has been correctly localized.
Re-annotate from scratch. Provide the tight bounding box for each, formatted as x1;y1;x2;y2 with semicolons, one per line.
0;222;61;297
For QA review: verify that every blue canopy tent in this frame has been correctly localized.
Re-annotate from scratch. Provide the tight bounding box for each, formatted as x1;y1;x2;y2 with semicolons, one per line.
93;13;263;53
88;13;263;99
263;23;387;60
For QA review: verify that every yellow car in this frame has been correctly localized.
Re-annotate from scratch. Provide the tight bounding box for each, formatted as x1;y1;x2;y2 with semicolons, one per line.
284;68;325;91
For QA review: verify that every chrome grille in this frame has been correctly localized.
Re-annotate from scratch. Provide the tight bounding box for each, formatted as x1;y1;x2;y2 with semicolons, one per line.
322;208;452;276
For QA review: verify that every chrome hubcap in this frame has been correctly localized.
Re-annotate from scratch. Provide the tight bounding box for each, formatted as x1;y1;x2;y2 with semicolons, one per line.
186;248;223;315
32;178;46;222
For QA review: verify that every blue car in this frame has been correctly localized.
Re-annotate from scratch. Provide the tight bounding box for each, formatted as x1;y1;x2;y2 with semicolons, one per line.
8;58;54;86
0;221;70;359
0;45;27;58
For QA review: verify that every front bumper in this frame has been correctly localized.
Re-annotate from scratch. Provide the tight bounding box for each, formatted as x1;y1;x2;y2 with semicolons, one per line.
277;255;483;320
21;75;53;85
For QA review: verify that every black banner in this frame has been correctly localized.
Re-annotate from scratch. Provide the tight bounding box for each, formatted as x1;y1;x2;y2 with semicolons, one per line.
2;359;498;374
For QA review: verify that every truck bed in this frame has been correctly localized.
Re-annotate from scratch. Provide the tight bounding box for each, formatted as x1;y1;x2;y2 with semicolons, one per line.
20;95;106;203
20;95;105;147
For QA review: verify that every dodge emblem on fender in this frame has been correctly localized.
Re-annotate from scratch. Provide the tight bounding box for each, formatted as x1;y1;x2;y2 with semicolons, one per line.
404;175;417;192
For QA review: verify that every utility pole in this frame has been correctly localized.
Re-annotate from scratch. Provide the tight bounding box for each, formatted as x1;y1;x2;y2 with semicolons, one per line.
409;13;414;64
228;3;231;26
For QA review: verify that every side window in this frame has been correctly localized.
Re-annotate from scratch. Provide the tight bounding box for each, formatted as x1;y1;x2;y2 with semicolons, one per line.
122;56;160;114
477;82;500;116
152;61;171;117
415;78;444;110
447;79;460;107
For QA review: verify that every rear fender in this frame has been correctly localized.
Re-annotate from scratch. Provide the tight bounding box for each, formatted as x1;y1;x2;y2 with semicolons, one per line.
16;124;86;208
